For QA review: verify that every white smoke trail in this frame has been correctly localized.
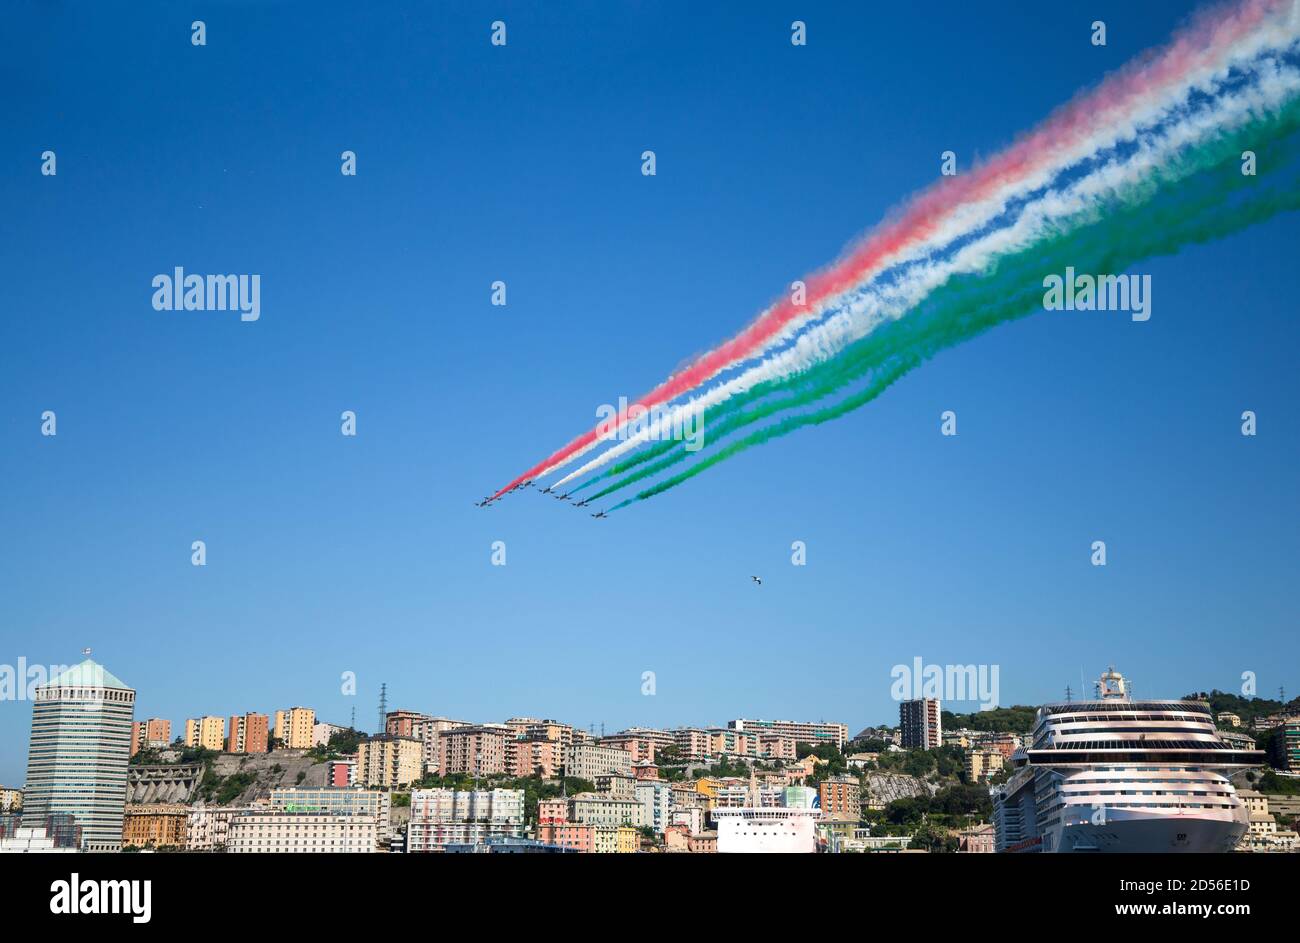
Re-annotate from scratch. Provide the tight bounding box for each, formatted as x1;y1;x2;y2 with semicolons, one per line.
553;53;1300;490
530;6;1300;488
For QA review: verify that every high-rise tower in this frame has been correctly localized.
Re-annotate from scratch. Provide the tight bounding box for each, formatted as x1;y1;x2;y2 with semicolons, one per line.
23;658;135;851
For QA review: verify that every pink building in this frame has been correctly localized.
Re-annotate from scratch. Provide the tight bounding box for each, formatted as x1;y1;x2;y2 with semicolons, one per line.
537;798;569;824
539;822;593;853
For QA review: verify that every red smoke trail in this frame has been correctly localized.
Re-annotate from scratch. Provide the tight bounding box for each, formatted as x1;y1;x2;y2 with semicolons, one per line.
489;0;1279;502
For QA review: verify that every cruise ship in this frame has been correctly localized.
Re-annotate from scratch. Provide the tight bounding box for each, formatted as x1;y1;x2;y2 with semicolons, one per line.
714;781;822;853
993;668;1264;853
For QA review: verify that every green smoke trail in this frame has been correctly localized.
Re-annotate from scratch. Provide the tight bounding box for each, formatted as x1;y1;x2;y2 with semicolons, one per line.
577;97;1300;503
607;108;1300;510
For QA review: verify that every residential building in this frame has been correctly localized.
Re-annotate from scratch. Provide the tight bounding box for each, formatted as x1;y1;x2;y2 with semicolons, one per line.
537;798;569;824
567;742;633;780
600;728;672;762
130;718;172;756
1277;717;1300;773
273;707;316;749
406;789;525;851
225;812;377;853
637;779;673;835
818;776;863;822
538;821;593;852
416;717;472;775
186;805;254;852
674;728;715;761
595;772;638;800
325;757;356;787
227;712;269;754
571;792;642;828
22;659;135;851
965;749;1005;781
356;735;422;788
0;788;21;812
507;737;562;778
439;725;509;776
185;715;225;752
385;710;430;739
1217;712;1242;728
122;804;188;849
899;698;943;750
728;718;848;750
313;721;348;747
958;822;997;853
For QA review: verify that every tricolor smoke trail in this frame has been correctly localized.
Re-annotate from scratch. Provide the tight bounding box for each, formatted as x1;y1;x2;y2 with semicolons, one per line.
488;0;1300;511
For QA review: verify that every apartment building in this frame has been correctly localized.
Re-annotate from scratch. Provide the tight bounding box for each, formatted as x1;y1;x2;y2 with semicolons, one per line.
507;737;562;778
273;707;316;749
965;749;1005;782
130;718;172;756
185;715;225;752
406;789;525;851
567;743;633;780
227;713;269;754
818;776;863;822
356;735;422;788
571;792;642;828
437;725;509;776
636;779;672;834
416;717;471;775
595;772;638;800
225;812;377;853
729;718;849;750
538;821;593;852
899;699;943;750
313;722;348;747
673;728;715;761
0;788;23;812
186;805;255;852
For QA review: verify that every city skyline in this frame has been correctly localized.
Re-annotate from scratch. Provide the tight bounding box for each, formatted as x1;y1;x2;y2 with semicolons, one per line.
4;2;1299;799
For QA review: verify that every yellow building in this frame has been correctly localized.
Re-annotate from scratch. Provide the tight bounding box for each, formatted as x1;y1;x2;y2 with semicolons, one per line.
616;824;638;853
122;804;189;849
965;749;1005;782
356;735;422;788
274;706;316;749
0;787;22;811
185;715;226;752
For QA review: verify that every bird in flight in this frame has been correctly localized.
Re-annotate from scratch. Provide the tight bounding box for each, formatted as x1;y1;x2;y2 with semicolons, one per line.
751;576;762;586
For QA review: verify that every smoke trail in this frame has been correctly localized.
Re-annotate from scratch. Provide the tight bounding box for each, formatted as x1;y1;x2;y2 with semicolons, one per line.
488;0;1299;501
608;132;1300;508
570;83;1300;499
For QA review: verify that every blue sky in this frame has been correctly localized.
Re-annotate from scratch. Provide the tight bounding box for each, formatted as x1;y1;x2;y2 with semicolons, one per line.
1;1;1297;785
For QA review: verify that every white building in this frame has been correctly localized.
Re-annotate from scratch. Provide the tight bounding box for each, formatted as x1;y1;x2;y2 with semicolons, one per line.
0;826;79;853
636;780;672;835
186;806;256;852
406;789;525;851
225;812;377;853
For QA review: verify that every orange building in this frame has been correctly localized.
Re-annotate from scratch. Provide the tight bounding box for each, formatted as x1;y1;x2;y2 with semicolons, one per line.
130;718;172;756
818;776;862;822
121;804;188;849
228;713;269;754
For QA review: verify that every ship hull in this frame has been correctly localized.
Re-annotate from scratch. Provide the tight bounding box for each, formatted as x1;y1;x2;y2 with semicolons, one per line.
1047;807;1247;853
